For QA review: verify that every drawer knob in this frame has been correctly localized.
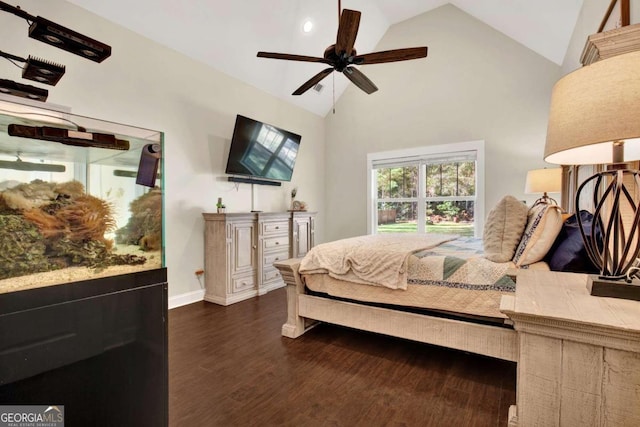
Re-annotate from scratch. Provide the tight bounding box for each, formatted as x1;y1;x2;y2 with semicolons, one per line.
275;226;279;229
275;242;279;245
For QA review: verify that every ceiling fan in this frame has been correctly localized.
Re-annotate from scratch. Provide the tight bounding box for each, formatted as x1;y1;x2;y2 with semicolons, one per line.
257;4;428;96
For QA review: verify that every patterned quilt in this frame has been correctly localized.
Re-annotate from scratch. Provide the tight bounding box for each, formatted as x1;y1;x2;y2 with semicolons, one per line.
407;237;516;293
301;236;526;319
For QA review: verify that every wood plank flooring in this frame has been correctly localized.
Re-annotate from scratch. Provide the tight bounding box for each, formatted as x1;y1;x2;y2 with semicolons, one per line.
169;288;516;427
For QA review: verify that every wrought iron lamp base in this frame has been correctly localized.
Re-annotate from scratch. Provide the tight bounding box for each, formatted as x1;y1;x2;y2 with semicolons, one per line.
587;275;640;302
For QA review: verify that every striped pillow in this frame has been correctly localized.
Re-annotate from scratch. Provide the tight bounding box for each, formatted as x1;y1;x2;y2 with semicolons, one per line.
513;203;563;267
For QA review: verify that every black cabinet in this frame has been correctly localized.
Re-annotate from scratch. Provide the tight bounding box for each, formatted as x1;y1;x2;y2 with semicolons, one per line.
0;269;168;427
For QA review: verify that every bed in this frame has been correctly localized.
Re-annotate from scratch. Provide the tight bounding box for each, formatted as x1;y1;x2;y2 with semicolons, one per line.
274;197;568;362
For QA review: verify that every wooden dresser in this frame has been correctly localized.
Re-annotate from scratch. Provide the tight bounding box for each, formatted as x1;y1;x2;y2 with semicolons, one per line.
202;211;316;305
501;270;640;426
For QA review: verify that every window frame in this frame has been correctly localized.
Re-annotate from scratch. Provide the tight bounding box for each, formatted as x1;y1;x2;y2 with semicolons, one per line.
366;140;485;237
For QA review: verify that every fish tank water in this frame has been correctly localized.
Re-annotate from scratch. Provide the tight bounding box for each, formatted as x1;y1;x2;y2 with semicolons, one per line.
0;97;164;294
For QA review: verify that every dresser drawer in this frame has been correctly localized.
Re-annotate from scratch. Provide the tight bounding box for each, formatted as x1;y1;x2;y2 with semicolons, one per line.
231;274;255;294
262;236;289;251
263;267;282;283
264;250;288;266
262;220;289;237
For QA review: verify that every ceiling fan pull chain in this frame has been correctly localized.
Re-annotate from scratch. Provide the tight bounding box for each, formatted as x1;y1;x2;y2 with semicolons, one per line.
332;72;336;114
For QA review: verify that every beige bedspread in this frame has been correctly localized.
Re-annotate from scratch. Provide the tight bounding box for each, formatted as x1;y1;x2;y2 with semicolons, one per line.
301;236;549;319
299;233;456;290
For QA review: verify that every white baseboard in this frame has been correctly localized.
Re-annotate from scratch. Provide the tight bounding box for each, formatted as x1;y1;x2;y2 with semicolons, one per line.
168;289;205;309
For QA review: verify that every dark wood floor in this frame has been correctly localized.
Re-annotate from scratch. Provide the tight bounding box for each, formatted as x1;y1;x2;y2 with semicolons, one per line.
169;288;516;427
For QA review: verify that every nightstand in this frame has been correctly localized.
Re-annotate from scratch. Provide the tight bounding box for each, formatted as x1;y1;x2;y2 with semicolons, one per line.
501;270;640;426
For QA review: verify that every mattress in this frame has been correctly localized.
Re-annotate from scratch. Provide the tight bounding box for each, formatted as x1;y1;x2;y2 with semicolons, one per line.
303;237;548;321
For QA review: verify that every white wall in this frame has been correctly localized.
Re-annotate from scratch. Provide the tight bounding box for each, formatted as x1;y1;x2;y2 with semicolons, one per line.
0;0;325;299
3;1;602;298
562;0;640;74
323;4;562;242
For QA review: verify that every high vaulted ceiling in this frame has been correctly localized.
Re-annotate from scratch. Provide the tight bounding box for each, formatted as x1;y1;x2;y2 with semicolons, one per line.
66;0;584;117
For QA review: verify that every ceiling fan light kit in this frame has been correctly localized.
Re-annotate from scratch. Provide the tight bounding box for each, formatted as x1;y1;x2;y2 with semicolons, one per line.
257;7;428;97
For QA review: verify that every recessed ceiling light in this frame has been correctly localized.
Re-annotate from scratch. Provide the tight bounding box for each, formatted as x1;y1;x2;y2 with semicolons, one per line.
302;19;313;33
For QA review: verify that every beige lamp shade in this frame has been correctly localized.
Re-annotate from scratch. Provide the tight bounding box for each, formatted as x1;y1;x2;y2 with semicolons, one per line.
525;168;562;194
544;50;640;165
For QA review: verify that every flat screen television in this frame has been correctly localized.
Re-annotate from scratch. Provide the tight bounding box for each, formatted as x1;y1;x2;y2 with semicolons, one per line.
225;115;301;182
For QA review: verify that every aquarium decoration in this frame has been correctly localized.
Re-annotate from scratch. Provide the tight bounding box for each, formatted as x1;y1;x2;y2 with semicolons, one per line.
8;124;130;150
0;214;49;279
115;188;162;251
0;179;146;280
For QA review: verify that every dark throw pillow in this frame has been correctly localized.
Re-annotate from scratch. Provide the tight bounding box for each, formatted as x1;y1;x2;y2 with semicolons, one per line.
546;210;600;274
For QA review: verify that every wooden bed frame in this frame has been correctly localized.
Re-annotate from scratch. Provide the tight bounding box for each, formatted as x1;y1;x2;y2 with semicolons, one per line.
274;258;518;362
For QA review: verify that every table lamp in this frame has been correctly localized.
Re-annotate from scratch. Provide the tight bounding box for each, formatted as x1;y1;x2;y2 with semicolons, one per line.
544;50;640;301
525;168;562;206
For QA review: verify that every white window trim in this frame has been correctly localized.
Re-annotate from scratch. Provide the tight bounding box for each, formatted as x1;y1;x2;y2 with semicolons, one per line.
366;140;485;237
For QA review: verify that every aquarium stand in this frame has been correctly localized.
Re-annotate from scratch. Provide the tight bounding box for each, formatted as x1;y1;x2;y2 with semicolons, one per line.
0;268;168;426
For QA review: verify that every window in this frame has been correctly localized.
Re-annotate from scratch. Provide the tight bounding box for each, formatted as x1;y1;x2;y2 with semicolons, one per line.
367;141;484;237
376;164;419;232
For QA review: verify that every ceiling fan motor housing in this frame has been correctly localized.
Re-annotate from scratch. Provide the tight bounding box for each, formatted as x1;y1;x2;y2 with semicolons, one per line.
324;44;357;72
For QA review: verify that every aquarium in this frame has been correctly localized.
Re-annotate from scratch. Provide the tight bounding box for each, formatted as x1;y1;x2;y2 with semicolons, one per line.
0;97;164;294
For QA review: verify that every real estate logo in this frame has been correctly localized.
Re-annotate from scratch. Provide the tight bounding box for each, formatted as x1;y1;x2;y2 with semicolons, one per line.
0;405;64;427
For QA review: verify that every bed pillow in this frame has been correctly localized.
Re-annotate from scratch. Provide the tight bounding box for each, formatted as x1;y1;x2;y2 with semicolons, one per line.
513;203;563;267
546;210;600;273
483;195;529;262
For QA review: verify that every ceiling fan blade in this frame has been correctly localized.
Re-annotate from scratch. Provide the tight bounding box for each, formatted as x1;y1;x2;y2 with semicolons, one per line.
257;51;331;64
353;47;428;65
335;9;361;56
292;68;334;96
343;66;378;94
